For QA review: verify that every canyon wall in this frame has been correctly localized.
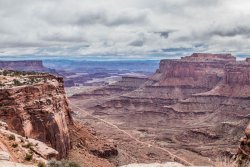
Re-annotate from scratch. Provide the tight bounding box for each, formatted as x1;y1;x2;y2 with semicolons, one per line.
225;63;250;85
0;72;71;158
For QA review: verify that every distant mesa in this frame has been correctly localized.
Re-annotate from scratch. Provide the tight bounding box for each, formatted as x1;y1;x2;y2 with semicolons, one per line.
0;60;55;73
181;53;236;62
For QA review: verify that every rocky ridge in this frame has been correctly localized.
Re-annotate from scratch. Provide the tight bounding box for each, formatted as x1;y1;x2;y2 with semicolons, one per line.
0;71;71;158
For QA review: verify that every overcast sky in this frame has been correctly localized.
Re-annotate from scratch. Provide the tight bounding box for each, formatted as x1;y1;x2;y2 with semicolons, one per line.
0;0;250;59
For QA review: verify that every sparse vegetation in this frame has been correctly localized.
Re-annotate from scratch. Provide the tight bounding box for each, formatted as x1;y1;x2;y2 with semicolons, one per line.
37;162;46;167
0;81;4;87
214;157;249;167
8;134;16;141
215;161;236;167
48;159;81;167
11;143;18;148
13;79;22;86
24;153;33;161
22;142;33;148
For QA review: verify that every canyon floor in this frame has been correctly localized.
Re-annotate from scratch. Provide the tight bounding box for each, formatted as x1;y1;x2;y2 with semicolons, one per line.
67;85;233;166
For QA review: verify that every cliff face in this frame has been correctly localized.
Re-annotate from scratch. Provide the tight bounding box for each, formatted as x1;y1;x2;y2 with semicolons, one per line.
152;53;236;89
0;120;58;165
0;72;71;158
225;63;250;85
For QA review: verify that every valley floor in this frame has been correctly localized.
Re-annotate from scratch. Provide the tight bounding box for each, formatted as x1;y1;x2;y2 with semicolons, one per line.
67;86;236;166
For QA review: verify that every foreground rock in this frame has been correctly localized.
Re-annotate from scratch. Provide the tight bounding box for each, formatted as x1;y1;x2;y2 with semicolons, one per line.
0;120;57;166
0;70;118;167
0;71;71;158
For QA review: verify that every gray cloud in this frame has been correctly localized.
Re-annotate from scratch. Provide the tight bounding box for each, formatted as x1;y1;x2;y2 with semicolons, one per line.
154;31;173;39
129;39;144;47
38;7;150;27
209;25;250;37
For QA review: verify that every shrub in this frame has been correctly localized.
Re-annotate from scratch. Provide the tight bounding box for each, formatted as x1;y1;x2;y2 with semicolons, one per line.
22;142;33;148
48;159;81;167
215;158;237;167
47;159;61;167
38;162;46;167
8;134;16;141
24;153;33;161
12;143;18;148
61;160;81;167
13;79;22;86
0;82;4;87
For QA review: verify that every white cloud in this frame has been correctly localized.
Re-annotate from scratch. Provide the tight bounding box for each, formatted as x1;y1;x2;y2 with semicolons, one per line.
0;0;250;59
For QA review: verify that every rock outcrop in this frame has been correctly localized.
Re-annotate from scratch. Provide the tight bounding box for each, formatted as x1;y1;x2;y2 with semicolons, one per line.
236;123;250;166
0;120;58;166
0;71;71;158
225;63;250;86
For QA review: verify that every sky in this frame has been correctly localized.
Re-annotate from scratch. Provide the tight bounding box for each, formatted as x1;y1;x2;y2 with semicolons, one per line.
0;0;250;60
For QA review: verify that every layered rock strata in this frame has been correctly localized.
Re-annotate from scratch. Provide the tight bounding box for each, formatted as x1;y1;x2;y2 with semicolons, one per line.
69;53;250;165
0;72;71;158
0;120;58;165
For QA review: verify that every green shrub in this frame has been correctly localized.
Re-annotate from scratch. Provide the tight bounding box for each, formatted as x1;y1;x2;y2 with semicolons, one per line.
13;79;22;86
22;142;33;148
12;143;18;148
48;159;81;167
37;162;46;167
0;82;4;87
8;134;16;141
24;153;33;161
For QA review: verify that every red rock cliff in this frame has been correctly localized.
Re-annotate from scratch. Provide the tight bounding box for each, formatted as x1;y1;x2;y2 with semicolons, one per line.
225;63;250;85
0;72;71;158
151;53;234;89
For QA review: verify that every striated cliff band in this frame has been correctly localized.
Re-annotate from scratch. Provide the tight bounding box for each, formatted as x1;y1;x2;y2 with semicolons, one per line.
69;53;250;166
0;70;117;166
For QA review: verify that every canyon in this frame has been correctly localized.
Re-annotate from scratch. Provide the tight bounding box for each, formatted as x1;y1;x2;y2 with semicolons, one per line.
0;53;249;167
68;53;250;166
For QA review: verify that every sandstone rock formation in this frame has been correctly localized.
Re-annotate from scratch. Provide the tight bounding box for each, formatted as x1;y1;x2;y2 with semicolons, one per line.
0;71;71;158
0;120;57;166
0;70;119;167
